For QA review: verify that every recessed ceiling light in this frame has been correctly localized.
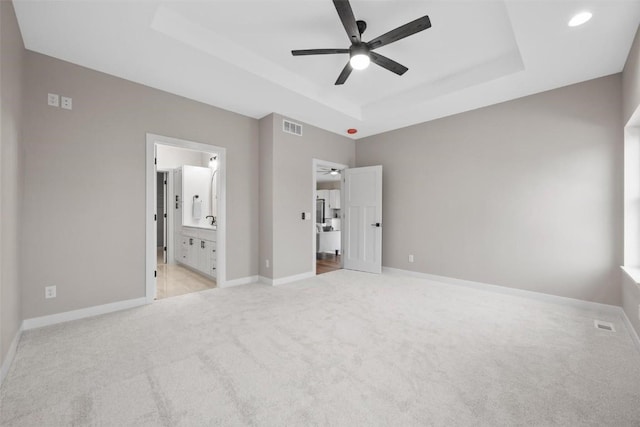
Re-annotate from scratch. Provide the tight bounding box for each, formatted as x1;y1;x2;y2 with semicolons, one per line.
568;11;592;27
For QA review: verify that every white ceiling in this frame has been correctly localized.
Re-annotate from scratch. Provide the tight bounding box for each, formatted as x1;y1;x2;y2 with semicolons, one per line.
13;0;640;139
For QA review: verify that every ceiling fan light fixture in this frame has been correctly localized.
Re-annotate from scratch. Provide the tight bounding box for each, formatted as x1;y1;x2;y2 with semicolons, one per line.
330;170;339;176
350;53;370;70
568;11;592;27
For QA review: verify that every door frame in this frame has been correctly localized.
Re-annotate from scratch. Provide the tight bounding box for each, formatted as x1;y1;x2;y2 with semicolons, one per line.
311;158;347;275
146;133;227;302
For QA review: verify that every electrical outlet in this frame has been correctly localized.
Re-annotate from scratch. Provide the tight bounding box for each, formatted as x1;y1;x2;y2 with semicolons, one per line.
45;285;56;299
266;259;270;269
61;96;72;110
408;254;414;263
47;93;59;107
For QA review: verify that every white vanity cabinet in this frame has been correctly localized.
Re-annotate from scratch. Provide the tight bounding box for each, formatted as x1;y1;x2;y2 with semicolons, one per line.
177;228;217;279
208;240;217;278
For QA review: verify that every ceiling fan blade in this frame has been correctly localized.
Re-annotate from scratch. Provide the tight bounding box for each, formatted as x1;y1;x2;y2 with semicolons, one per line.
333;0;361;44
367;15;431;50
335;62;353;85
292;49;350;56
369;52;408;76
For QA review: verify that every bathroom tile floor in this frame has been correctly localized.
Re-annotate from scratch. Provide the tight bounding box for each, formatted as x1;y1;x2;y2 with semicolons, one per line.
156;248;216;299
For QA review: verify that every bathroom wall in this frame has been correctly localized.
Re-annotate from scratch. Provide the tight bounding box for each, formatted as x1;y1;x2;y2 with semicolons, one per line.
181;165;215;229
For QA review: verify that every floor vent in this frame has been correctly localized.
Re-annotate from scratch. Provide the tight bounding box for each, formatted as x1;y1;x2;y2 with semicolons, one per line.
594;320;616;332
283;119;303;136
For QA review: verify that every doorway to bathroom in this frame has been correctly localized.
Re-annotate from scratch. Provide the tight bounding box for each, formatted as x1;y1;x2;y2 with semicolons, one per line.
313;159;346;275
156;171;168;265
146;134;227;302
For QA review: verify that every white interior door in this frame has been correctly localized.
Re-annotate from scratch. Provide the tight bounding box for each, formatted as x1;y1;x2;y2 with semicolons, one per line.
343;165;382;274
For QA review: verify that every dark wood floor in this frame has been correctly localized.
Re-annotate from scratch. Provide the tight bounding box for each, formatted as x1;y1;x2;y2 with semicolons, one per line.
316;253;341;275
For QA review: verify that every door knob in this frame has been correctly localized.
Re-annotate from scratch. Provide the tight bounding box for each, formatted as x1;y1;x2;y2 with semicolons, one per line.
370;222;382;227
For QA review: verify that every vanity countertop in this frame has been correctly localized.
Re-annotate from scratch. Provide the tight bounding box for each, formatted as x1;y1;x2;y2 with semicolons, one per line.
182;226;217;241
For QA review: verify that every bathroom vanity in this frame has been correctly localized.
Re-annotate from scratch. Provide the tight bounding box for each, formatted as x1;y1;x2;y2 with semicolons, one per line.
173;165;218;279
178;228;217;278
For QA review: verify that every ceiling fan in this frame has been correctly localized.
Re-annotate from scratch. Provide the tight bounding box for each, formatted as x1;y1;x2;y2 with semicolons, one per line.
318;167;342;176
291;0;432;85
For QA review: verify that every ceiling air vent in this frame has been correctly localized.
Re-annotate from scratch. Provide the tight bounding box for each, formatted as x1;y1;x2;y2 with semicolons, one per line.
283;119;303;136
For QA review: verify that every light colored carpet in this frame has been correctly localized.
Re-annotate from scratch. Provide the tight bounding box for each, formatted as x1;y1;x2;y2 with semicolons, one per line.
1;269;640;426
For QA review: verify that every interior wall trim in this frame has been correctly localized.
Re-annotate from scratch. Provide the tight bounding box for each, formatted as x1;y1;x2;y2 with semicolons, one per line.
383;267;640;356
223;275;260;288
260;271;315;286
0;324;23;386
22;298;148;331
620;309;640;356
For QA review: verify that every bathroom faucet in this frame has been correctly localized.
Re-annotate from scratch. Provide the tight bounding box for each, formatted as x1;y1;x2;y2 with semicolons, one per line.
205;215;216;225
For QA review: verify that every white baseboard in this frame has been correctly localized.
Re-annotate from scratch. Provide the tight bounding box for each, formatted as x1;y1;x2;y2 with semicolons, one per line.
259;276;273;285
0;324;23;386
383;267;621;315
260;271;315;286
384;267;640;355
222;275;259;288
620;308;640;355
23;297;148;331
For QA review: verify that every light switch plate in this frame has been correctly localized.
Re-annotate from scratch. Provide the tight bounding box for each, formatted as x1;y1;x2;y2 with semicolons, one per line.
61;96;72;110
48;93;59;107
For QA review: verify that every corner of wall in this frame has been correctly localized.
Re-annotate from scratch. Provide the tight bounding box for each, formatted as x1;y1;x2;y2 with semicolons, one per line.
258;114;275;279
623;24;640;124
0;0;26;375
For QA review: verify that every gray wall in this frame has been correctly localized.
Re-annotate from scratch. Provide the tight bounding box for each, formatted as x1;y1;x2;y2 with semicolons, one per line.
317;181;341;190
266;114;355;279
0;0;25;374
623;25;640;125
258;115;274;279
356;75;623;305
622;25;640;338
21;51;259;319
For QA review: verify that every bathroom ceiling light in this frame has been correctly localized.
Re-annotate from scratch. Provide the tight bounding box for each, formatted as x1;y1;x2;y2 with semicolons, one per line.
330;170;339;176
568;11;592;27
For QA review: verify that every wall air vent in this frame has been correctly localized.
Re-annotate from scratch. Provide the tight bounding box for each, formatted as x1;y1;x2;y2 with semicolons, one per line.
283;119;303;136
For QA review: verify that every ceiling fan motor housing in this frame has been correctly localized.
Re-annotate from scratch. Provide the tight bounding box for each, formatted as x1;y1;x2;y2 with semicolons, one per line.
350;44;370;59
